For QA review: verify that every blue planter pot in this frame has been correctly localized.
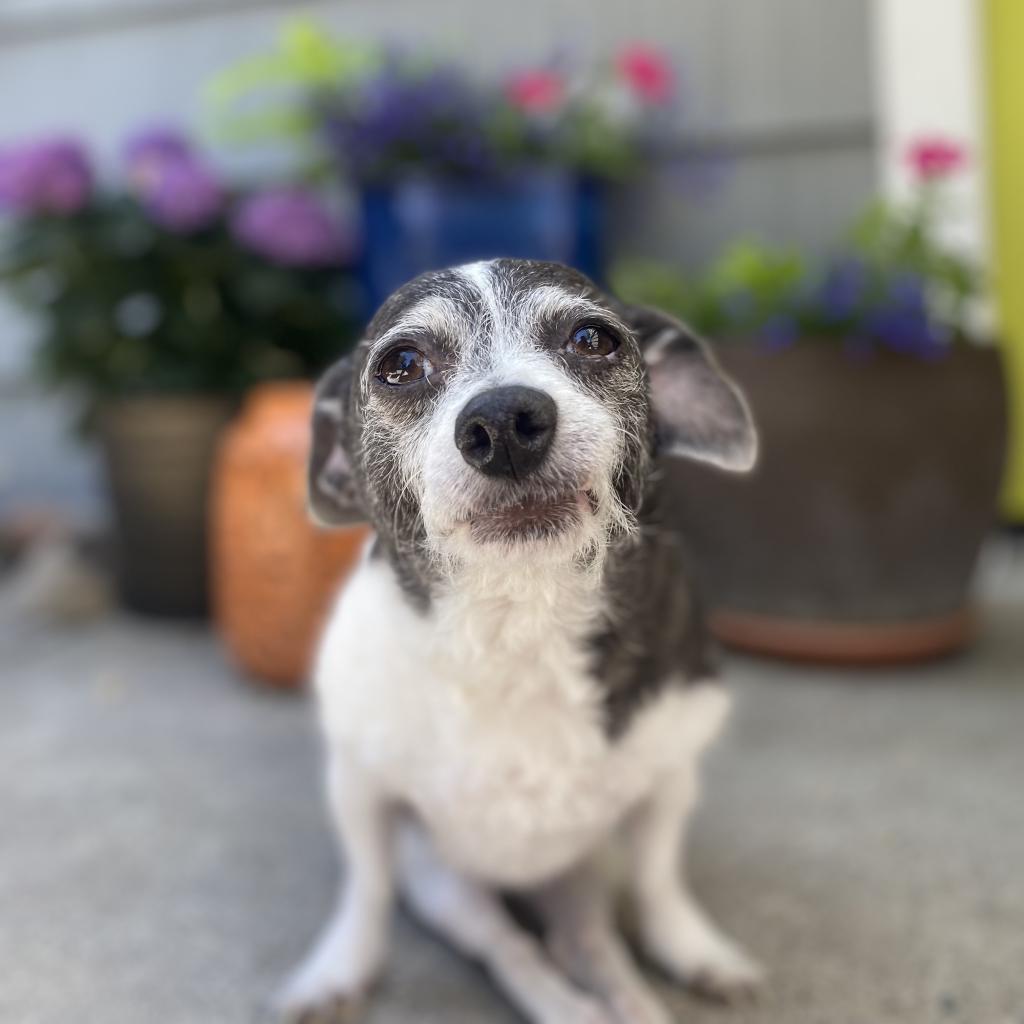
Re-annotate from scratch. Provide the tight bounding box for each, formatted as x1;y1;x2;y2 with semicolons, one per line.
358;172;605;312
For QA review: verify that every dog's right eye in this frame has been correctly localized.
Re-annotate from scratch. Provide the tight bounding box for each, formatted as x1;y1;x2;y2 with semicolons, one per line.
376;347;432;386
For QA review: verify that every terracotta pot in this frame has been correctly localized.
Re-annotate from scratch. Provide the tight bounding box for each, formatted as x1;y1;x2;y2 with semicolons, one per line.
210;382;370;687
666;342;1008;664
99;395;235;618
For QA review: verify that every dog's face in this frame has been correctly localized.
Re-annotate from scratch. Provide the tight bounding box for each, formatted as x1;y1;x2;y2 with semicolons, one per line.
309;259;756;574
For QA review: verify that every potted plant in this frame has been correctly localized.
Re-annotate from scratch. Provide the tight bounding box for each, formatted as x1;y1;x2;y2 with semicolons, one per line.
0;129;358;616
210;22;681;309
615;138;1007;663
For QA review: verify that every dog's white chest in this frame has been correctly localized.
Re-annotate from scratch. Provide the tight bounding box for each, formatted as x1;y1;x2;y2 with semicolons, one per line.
414;670;641;885
316;552;726;887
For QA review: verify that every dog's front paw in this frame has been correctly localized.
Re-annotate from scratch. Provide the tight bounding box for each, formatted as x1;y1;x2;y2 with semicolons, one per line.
539;991;618;1024
273;958;373;1023
274;907;389;1024
275;990;365;1024
681;943;763;1004
641;906;764;1004
607;989;677;1024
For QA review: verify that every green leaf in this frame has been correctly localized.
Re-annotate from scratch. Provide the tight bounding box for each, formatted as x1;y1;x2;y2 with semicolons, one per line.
204;19;378;148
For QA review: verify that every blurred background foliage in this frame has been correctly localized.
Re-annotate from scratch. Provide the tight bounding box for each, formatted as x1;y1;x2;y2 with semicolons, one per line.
207;20;678;183
0;128;358;412
615;140;982;359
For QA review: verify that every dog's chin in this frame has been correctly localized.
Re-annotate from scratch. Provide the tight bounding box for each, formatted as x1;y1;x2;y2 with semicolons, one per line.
427;489;599;561
464;490;596;546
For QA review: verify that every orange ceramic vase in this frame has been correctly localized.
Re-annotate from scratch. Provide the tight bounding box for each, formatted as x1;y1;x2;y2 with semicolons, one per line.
210;382;370;688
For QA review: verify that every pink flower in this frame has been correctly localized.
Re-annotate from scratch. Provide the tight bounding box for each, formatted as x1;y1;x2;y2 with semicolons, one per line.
506;70;566;114
615;44;675;105
906;137;968;180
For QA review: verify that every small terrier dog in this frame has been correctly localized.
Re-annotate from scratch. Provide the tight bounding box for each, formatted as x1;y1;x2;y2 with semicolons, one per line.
279;259;762;1024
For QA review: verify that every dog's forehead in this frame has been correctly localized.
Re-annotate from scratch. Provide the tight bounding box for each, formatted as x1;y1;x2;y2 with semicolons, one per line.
366;260;613;346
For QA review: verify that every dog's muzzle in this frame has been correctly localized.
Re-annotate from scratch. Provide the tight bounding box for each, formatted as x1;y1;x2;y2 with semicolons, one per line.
454;385;557;480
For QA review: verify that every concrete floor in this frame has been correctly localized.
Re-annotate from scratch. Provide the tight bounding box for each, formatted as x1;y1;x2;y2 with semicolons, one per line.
2;550;1023;1024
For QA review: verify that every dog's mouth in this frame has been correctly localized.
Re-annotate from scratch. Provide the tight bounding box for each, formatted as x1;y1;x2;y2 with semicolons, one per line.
465;489;597;544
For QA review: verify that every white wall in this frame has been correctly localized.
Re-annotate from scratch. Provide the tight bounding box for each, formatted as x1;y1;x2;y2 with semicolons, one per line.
870;0;991;274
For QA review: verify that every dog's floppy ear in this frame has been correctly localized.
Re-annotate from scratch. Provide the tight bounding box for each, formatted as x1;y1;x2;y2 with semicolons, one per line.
625;304;758;472
308;355;365;526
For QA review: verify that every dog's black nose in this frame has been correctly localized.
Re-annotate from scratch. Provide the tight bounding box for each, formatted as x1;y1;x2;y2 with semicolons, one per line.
455;385;557;479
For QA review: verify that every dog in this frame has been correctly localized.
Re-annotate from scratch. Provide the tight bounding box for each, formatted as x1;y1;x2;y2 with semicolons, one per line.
278;258;763;1024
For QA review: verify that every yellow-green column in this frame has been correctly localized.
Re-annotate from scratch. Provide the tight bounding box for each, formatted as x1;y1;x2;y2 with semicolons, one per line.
986;0;1024;520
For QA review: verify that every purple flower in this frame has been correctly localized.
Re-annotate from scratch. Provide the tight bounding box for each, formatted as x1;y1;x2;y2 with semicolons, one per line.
319;55;500;182
141;156;223;233
232;188;349;267
0;137;92;215
123;125;193;186
120;125;221;233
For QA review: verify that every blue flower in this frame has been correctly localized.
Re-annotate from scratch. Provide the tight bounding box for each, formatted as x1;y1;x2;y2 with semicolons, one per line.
818;256;867;322
863;273;949;358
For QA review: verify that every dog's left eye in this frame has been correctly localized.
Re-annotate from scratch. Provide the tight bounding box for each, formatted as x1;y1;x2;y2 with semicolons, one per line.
376;347;432;386
566;325;618;358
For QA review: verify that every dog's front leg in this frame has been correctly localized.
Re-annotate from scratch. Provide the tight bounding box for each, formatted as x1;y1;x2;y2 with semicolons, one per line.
623;764;764;1002
396;823;615;1024
533;857;675;1024
276;749;395;1021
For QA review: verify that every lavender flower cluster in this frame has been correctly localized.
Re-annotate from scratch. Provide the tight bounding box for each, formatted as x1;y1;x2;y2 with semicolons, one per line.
0;137;92;214
0;128;350;268
123;128;223;234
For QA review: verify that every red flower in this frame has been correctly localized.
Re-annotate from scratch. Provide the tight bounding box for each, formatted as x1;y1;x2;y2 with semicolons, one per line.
506;71;566;114
906;137;968;180
616;44;674;105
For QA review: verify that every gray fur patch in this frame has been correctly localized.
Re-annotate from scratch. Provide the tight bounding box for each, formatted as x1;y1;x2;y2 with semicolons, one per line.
592;522;718;739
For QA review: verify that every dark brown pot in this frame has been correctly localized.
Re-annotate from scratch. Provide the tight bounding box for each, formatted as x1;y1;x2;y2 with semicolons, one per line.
99;395;235;618
666;342;1008;664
